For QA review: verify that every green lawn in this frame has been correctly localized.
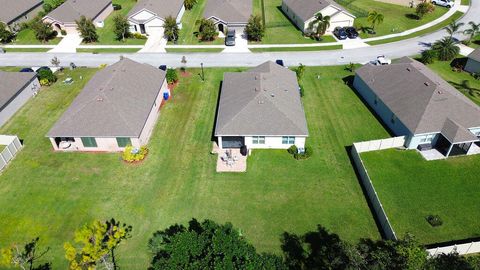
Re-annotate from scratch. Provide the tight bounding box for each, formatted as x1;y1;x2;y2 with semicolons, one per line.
468;35;480;49
366;11;464;45
427;57;480;106
4;48;51;52
351;0;449;38
11;29;61;45
0;65;388;268
361;149;480;245
165;48;224;53
76;48;140;53
171;0;224;45
87;0;147;45
250;45;342;52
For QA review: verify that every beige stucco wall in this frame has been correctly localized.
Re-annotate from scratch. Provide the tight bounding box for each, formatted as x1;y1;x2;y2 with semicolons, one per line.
138;79;169;145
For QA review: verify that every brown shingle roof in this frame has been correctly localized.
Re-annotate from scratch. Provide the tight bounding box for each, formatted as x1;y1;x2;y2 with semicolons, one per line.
0;0;42;25
0;71;37;110
204;0;252;24
283;0;352;23
44;0;111;24
215;61;309;136
128;0;184;21
355;57;480;141
47;58;166;138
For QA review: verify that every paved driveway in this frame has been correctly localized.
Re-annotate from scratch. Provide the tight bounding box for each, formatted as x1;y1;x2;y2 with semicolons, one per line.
222;32;250;53
49;34;82;53
139;29;167;53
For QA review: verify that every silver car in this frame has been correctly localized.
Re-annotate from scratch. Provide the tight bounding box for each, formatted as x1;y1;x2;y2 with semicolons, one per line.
225;30;236;46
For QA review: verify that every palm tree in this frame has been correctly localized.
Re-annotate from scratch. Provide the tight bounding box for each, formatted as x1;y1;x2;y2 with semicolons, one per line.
367;11;384;33
444;20;464;37
463;21;480;44
432;37;459;61
163;16;179;42
308;13;330;39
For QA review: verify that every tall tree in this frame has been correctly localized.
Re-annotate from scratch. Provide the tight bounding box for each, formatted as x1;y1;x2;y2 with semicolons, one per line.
463;21;480;44
0;237;51;270
367;11;384;32
163;16;179;42
113;15;130;41
308;13;331;39
416;2;434;19
196;18;216;41
432;36;460;61
148;219;286;269
184;0;197;10
76;16;98;43
245;15;265;42
31;21;55;42
64;219;132;270
0;22;15;43
444;20;464;37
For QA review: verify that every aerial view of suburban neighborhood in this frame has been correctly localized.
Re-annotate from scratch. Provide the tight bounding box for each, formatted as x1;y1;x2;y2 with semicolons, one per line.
0;0;480;268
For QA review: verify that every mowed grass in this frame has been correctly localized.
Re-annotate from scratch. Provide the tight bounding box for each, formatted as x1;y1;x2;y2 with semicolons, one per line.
172;0;224;45
88;0;146;45
0;65;388;268
11;29;61;45
427;57;480;106
351;0;449;38
361;149;480;244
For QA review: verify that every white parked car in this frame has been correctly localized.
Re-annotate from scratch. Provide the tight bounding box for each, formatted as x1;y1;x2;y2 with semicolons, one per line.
373;55;392;66
431;0;454;8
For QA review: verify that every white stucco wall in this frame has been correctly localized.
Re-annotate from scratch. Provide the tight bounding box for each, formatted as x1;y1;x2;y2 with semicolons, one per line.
49;137;141;152
244;136;306;149
138;80;169;145
0;77;40;128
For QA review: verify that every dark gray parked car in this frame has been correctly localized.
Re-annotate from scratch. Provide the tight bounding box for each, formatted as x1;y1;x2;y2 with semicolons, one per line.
225;29;236;46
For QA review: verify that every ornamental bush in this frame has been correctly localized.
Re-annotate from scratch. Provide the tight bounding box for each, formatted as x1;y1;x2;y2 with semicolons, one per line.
166;68;178;84
426;215;443;227
37;69;57;84
122;146;148;163
294;147;313;160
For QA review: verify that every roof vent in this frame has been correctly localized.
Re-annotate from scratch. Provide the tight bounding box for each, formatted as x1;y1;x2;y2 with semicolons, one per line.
255;75;259;80
96;97;104;102
406;67;411;72
424;82;430;86
437;90;443;94
254;87;259;92
271;93;275;98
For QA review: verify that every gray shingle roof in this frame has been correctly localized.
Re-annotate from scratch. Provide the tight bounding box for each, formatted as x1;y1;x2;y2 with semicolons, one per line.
467;48;480;62
441;118;478;143
215;61;309;137
47;58;166;138
0;71;37;110
356;57;480;143
0;0;42;25
44;0;111;24
128;0;184;21
283;0;352;23
204;0;252;24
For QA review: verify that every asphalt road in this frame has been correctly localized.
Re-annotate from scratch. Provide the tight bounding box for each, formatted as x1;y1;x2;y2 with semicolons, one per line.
0;2;477;68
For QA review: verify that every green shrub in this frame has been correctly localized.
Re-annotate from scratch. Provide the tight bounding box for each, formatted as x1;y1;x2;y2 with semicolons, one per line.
112;4;122;10
288;145;313;160
37;69;57;84
166;68;178;84
61;29;67;36
122;146;148;163
426;215;443;227
287;145;298;155
133;32;147;39
299;84;305;97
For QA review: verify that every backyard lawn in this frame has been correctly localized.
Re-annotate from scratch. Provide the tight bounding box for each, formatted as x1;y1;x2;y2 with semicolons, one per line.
0;65;388;268
361;149;480;245
427;57;480;106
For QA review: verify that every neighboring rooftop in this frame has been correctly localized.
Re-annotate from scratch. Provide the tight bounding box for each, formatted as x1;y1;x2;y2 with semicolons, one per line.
215;61;309;136
0;0;42;25
467;48;480;62
356;57;480;142
283;0;352;22
47;58;166;138
204;0;252;23
128;0;184;20
0;71;37;111
44;0;111;24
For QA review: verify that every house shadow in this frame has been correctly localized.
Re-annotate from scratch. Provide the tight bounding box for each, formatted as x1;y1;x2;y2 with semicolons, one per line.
450;57;468;69
210;81;223;143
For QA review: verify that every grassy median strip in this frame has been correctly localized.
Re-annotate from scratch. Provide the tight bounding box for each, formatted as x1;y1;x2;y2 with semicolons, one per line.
366;11;464;46
76;48;141;53
165;48;225;53
250;45;343;52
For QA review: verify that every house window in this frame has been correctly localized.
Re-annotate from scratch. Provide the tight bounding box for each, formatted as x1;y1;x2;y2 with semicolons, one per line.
282;136;295;144
116;137;131;148
419;134;435;143
391;114;397;124
252;136;265;144
81;137;97;148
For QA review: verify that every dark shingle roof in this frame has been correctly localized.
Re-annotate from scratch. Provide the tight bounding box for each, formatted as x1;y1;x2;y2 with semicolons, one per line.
128;0;184;21
467;48;480;62
215;61;309;137
356;57;480;143
47;58;166;138
44;0;111;24
283;0;352;22
0;71;37;110
0;0;42;25
204;0;252;24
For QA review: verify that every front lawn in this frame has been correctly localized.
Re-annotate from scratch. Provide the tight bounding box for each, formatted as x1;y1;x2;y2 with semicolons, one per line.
11;29;61;45
361;149;480;245
0;65;388;268
426;57;480;106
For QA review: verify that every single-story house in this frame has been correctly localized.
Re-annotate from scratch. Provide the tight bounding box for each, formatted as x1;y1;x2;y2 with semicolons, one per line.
465;48;480;74
0;71;40;127
204;0;252;33
127;0;185;35
282;0;355;34
43;0;113;34
47;58;169;152
215;61;309;150
353;57;480;158
0;0;43;31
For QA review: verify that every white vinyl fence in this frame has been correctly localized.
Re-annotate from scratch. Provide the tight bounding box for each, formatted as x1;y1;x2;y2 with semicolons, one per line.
428;241;480;256
0;135;23;171
351;136;406;240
